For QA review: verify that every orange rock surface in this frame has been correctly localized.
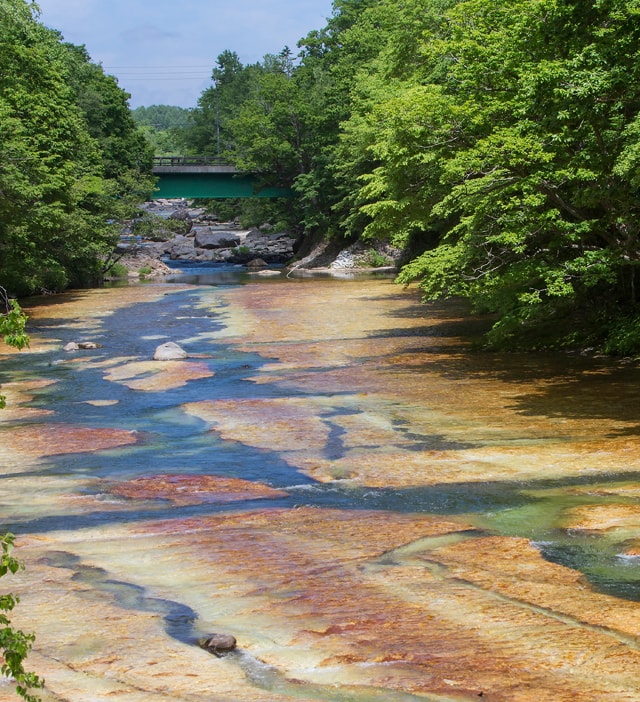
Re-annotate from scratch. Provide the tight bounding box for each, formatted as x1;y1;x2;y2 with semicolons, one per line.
111;474;288;505
3;280;640;701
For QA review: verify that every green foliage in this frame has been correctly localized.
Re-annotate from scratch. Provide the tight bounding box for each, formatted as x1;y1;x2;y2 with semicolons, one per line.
131;104;190;130
334;0;640;351
0;289;28;409
603;314;640;357
132;105;190;156
0;535;43;702
0;0;153;297
0;290;29;353
171;0;640;352
177;50;262;157
106;262;128;278
357;248;391;268
131;212;190;240
137;125;182;157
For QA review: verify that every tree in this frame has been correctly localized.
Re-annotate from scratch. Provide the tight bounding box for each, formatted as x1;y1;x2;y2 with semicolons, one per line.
178;51;263;157
0;0;153;297
388;0;640;349
132;106;190;156
330;0;640;351
131;105;190;131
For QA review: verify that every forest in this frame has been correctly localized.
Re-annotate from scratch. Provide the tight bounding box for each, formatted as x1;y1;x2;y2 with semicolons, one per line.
0;0;154;298
4;0;640;353
172;0;640;353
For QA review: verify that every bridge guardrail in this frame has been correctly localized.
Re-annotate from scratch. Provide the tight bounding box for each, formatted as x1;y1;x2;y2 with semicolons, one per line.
152;156;232;167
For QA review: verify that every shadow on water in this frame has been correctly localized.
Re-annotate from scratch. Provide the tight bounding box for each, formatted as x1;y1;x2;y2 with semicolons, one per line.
370;295;640;433
10;465;640;605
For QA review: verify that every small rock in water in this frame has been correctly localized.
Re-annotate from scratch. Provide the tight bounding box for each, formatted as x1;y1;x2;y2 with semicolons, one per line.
246;257;268;270
153;342;187;361
64;341;102;351
198;633;237;656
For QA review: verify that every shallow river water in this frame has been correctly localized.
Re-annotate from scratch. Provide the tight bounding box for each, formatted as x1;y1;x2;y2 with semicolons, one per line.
2;269;640;701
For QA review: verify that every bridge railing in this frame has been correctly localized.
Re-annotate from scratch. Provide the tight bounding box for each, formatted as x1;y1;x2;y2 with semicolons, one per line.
152;155;233;167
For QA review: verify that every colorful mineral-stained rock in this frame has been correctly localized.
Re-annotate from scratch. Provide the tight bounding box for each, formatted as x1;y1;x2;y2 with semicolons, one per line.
110;474;288;506
4;279;640;702
104;359;214;391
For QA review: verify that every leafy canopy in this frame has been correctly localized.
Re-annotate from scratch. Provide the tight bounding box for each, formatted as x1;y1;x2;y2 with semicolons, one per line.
0;0;154;297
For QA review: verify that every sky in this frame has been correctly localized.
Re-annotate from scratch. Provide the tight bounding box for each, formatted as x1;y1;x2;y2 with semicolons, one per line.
35;0;334;109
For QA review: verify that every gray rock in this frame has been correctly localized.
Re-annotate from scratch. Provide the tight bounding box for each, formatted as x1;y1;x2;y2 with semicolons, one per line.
168;237;196;259
194;231;241;249
198;634;237;656
247;258;268;269
64;341;101;351
196;249;218;262
153;342;188;361
168;208;193;234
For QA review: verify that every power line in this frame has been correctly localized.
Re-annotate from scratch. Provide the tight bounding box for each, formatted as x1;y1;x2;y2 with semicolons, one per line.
104;65;213;69
114;70;211;73
116;74;212;77
119;77;212;81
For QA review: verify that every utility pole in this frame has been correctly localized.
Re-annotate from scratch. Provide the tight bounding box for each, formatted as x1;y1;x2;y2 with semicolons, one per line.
214;79;221;160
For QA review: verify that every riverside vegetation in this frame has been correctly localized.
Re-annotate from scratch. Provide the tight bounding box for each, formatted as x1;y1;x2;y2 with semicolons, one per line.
168;0;640;354
0;0;154;299
4;0;640;353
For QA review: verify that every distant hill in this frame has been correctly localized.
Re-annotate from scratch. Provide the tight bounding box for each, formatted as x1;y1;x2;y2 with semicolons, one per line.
132;105;190;130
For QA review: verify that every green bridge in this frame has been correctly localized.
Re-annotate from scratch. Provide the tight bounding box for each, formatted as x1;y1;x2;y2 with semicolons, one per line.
152;156;293;199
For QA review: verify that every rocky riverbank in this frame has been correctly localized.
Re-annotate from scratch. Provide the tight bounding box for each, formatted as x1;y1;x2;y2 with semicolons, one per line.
113;200;401;279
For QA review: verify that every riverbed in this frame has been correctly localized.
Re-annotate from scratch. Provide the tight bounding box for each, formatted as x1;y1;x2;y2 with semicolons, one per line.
1;270;640;701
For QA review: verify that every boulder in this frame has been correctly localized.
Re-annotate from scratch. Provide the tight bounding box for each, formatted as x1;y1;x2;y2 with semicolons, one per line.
196;249;218;262
64;341;101;351
194;230;241;249
247;258;268;270
153;342;188;361
168;208;193;234
167;236;195;260
198;634;237;656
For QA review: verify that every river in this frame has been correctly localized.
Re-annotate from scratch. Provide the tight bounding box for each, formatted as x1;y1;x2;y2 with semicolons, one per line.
1;268;640;701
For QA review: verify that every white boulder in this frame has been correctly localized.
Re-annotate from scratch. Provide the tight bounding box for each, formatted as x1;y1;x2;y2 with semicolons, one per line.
153;342;188;361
